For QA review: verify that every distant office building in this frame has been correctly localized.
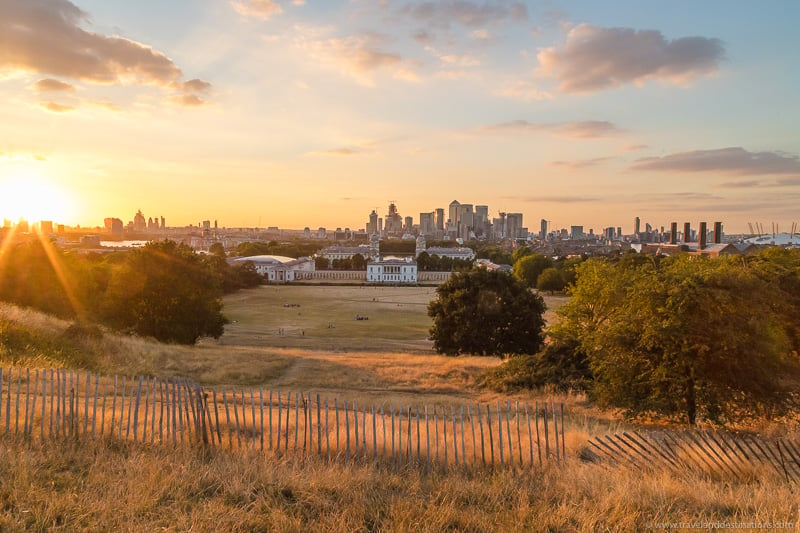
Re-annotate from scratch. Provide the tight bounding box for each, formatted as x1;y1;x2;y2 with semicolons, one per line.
104;217;123;235
419;212;435;236
448;200;461;230
540;219;548;240
459;204;473;238
570;226;584;240
161;216;166;229
39;220;54;235
367;210;379;235
634;216;641;236
506;213;523;239
435;208;444;231
404;216;414;234
133;210;146;231
385;202;403;236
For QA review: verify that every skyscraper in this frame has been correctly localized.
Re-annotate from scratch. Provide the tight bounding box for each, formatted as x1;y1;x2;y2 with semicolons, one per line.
540;219;548;240
435;208;444;231
506;213;523;239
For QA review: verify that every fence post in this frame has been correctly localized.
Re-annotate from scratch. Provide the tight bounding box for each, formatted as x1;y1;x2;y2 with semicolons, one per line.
345;399;350;462
284;391;290;453
92;374;99;439
452;406;458;468
317;393;322;456
544;403;550;461
269;390;274;452
561;403;566;460
552;402;559;463
506;401;513;470
83;371;90;437
326;397;330;459
353;401;359;459
497;402;504;470
260;388;265;453
425;405;431;473
525;403;533;467
486;404;494;470
29;369;39;438
133;376;143;443
276;391;282;455
251;389;257;451
373;405;378;463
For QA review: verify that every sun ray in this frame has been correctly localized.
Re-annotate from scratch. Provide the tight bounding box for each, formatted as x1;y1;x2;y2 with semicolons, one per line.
32;226;87;323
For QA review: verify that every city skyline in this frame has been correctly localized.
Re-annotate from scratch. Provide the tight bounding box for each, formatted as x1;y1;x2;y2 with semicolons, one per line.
1;1;799;234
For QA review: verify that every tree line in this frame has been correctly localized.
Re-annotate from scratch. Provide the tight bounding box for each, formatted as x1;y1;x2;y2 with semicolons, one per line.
429;249;800;425
0;239;262;345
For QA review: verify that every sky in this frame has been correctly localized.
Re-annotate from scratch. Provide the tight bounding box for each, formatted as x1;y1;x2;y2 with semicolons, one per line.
0;0;798;234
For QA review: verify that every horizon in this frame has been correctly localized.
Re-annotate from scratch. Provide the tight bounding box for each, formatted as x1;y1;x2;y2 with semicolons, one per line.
1;1;798;235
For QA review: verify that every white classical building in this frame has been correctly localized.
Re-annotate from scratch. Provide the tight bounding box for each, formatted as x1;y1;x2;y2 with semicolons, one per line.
318;245;371;261
230;255;315;282
367;257;418;284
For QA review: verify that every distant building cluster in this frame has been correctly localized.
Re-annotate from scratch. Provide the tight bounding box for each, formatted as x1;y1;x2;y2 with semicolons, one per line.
365;200;528;242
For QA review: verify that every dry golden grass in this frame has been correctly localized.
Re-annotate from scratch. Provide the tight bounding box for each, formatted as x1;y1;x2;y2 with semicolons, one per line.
3;293;798;532
0;438;795;532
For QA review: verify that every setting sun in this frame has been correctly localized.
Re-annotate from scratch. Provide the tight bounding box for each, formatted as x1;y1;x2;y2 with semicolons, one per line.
0;169;75;225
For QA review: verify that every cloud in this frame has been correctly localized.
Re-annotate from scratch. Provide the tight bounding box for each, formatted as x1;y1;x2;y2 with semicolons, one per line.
176;78;212;94
551;157;612;169
306;34;420;86
483;119;621;138
39;101;76;113
425;46;481;67
413;30;435;44
1;0;210;103
170;94;208;107
32;78;76;92
630;147;800;176
401;1;528;28
307;147;364;157
231;0;283;19
717;180;763;189
505;195;600;203
494;80;552;101
537;24;724;93
89;100;122;112
620;143;648;152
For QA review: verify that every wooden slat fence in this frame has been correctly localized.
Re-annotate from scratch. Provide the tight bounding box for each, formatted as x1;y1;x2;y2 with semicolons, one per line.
0;367;567;472
581;430;800;483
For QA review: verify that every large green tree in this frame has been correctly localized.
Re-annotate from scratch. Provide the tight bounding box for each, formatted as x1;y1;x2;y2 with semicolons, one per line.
513;254;553;288
428;268;546;357
556;255;799;424
102;241;227;344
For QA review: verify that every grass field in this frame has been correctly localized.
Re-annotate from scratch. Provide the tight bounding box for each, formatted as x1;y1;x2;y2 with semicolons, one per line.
220;285;568;353
1;289;797;531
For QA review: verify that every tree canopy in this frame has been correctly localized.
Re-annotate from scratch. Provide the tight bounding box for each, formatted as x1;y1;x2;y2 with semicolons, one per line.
102;241;227;344
553;253;800;424
512;254;553;287
427;268;546;357
0;237;234;345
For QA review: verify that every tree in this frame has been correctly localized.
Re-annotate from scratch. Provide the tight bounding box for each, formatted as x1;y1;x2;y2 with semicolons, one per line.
351;253;367;270
427;268;546;357
556;255;799;424
102;240;227;344
536;267;565;294
315;256;330;270
512;253;552;287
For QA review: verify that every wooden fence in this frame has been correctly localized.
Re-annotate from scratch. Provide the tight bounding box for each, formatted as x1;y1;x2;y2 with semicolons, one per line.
581;430;800;483
0;367;567;472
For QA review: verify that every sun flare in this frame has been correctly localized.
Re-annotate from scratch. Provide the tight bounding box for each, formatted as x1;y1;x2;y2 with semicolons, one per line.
0;167;75;225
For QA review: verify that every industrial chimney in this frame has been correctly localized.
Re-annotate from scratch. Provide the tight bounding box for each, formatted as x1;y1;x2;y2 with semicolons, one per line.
670;222;677;245
713;222;722;244
683;222;691;243
699;221;707;250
